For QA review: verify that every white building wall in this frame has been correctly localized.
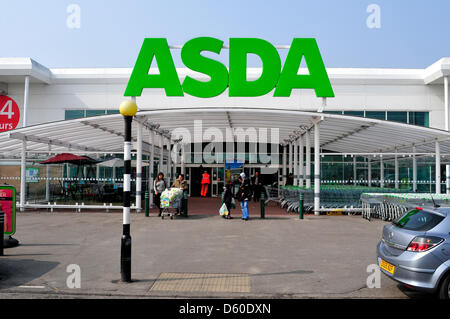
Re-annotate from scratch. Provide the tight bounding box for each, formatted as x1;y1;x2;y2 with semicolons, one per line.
3;70;447;130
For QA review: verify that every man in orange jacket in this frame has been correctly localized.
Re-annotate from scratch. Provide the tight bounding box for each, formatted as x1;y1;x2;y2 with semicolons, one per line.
200;170;210;197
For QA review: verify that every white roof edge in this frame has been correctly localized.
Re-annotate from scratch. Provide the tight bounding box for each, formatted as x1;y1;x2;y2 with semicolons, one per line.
424;58;450;84
48;66;427;85
0;57;449;85
0;57;52;84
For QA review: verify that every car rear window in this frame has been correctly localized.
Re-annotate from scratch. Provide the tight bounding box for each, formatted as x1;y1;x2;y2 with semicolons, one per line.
393;209;444;231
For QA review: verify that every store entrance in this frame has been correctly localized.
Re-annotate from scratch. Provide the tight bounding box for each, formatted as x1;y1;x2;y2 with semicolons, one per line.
190;166;212;197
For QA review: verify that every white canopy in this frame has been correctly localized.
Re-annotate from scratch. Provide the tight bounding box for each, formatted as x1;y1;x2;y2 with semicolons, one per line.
1;107;450;160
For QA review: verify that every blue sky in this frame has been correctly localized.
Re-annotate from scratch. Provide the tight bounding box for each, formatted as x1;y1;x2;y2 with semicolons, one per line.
0;0;449;68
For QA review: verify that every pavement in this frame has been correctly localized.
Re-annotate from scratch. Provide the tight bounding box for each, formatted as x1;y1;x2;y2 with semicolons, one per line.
0;198;432;299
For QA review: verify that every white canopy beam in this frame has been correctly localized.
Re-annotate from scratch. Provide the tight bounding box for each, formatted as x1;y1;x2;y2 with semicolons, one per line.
9;132;102;152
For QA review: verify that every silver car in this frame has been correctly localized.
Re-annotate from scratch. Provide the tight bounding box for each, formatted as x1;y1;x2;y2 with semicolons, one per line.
377;207;450;299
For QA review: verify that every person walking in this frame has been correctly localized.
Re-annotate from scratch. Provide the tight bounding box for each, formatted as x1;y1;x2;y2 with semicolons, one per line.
200;170;210;197
153;172;166;216
222;183;233;219
251;171;263;202
237;172;252;221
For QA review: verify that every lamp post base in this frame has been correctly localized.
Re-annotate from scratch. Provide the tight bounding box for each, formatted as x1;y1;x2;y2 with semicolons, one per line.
120;225;132;283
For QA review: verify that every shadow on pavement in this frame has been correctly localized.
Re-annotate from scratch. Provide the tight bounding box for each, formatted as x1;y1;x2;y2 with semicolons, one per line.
397;284;436;299
0;259;59;290
172;215;213;220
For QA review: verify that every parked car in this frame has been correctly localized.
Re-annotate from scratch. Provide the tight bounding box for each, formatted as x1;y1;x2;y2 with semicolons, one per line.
377;206;450;299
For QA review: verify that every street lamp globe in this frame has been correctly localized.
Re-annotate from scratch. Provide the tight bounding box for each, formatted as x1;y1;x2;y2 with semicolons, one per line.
119;100;138;117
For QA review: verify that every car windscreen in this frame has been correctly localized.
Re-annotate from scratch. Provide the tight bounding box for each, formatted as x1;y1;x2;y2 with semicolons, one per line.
392;209;445;231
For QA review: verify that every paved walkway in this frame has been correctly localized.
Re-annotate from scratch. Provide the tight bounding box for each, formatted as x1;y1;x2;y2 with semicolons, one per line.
0;204;430;298
150;197;290;217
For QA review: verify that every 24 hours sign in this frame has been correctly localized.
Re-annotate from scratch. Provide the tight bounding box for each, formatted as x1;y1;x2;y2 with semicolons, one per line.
0;95;20;132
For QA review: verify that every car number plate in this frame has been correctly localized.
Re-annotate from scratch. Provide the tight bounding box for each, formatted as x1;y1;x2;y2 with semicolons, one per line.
380;259;395;275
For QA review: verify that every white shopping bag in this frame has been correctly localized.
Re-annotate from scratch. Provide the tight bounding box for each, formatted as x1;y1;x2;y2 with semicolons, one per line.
219;203;229;216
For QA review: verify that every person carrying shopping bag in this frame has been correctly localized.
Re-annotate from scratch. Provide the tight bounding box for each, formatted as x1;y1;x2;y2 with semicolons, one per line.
237;172;252;221
221;183;233;219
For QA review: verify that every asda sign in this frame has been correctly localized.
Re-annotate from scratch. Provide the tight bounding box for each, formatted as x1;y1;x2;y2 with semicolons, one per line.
125;37;334;98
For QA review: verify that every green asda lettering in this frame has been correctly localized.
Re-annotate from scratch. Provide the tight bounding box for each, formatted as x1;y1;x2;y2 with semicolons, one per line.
124;37;334;98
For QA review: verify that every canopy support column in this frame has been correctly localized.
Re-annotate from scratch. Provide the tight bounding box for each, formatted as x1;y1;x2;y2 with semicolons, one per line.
181;143;185;175
299;135;304;187
159;135;164;176
380;156;385;188
445;76;449;194
23;75;29;127
45;145;51;202
368;158;372;187
167;138;172;185
305;131;311;189
314;122;320;215
96;161;100;180
394;150;399;189
353;156;357;185
172;142;178;178
136;121;142;212
282;144;287;185
413;145;417;192
288;142;293;179
436;140;441;194
149;130;155;208
20;140;26;211
293;140;298;185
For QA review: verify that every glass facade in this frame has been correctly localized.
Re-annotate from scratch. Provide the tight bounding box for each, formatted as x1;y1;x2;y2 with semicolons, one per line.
324;110;429;127
67;109;429;127
65;109;120;120
387;111;408;123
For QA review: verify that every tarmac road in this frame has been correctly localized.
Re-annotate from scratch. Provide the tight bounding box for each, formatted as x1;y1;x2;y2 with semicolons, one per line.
0;212;433;299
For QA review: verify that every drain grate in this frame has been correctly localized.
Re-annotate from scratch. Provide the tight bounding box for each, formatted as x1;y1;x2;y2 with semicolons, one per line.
149;272;250;293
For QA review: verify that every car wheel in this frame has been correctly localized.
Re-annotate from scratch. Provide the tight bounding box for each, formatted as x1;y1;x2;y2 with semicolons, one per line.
438;273;450;300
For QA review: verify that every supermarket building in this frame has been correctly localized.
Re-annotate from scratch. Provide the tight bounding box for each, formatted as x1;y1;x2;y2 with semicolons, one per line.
0;54;449;213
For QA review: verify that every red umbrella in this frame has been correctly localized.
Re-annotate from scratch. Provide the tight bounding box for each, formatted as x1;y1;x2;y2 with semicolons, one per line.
40;153;98;165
